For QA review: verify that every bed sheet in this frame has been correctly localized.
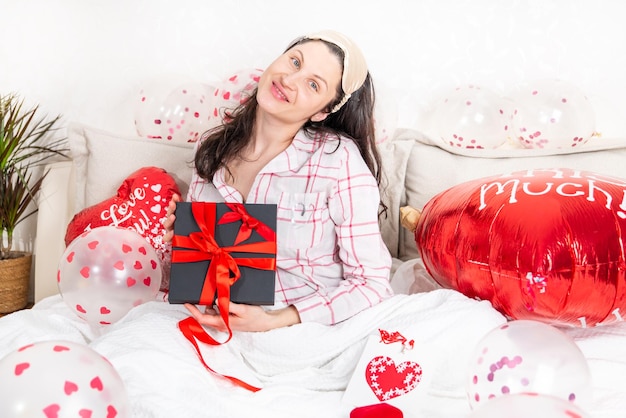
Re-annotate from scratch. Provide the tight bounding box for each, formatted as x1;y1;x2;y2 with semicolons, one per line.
0;289;625;418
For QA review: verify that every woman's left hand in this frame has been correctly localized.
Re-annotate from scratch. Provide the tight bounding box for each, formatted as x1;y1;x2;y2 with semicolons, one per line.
163;193;181;243
184;302;301;332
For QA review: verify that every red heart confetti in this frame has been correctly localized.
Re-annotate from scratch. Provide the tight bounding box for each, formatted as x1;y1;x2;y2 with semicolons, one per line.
53;345;70;352
106;405;118;418
14;362;30;376
43;404;61;418
64;381;79;395
17;344;34;352
79;409;93;418
90;376;104;391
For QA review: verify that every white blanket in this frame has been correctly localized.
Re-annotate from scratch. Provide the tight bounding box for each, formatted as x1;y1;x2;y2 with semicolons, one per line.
1;289;625;418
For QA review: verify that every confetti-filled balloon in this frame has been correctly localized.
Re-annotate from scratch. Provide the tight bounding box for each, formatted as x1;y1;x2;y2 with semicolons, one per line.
135;77;217;143
469;393;591;418
58;226;162;326
467;321;591;411
415;168;626;327
0;340;130;417
134;75;192;138
432;85;510;149
510;79;595;149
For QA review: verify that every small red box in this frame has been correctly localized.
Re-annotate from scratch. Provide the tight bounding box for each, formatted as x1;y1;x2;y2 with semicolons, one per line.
350;403;403;418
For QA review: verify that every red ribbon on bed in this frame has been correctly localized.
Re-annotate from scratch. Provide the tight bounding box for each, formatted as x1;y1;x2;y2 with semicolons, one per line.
173;203;276;392
379;329;415;351
178;317;261;392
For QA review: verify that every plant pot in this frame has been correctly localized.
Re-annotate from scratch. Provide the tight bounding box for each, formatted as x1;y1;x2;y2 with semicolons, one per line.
0;251;32;314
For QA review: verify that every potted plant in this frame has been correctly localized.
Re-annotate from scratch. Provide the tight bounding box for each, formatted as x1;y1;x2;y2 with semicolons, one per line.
0;92;68;313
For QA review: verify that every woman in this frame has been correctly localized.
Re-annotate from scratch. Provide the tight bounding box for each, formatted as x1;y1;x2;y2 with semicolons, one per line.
165;30;393;332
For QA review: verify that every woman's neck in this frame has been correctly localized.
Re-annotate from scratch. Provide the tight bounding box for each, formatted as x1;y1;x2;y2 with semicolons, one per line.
249;110;300;158
224;112;301;199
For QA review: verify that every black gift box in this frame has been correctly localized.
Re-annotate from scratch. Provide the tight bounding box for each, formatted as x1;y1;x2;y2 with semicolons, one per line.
168;202;277;305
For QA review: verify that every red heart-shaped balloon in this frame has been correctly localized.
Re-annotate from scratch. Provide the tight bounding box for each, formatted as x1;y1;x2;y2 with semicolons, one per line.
415;168;626;327
65;166;180;291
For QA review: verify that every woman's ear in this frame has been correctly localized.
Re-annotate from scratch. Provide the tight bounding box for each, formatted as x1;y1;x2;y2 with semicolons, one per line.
310;110;330;122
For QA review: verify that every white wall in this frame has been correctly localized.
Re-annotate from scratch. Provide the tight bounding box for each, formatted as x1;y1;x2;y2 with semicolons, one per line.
2;0;626;280
3;0;626;135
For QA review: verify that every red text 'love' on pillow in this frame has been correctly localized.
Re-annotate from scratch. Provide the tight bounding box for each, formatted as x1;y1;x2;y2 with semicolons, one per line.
65;166;180;290
415;168;626;328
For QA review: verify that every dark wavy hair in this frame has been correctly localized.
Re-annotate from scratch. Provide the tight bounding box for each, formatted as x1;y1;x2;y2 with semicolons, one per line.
194;38;387;216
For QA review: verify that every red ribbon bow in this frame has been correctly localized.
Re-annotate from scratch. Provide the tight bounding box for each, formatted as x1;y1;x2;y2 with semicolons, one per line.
219;202;277;245
172;203;276;391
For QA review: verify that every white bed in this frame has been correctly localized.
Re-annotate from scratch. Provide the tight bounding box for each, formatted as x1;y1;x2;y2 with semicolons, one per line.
3;268;626;418
5;115;626;417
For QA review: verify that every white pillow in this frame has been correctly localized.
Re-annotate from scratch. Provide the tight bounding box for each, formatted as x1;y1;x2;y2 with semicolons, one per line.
394;129;626;261
67;123;196;214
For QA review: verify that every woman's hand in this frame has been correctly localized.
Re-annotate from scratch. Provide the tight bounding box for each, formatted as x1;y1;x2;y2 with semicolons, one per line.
163;193;181;243
184;302;301;332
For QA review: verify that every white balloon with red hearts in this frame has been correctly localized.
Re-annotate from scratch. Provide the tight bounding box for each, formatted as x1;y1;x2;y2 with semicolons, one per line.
0;340;130;417
58;226;162;327
210;68;263;125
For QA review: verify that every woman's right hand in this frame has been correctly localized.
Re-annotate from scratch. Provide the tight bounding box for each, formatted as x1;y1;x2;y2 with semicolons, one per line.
163;193;181;243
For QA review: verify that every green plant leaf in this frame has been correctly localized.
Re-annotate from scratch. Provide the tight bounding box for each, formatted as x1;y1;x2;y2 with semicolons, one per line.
0;93;68;259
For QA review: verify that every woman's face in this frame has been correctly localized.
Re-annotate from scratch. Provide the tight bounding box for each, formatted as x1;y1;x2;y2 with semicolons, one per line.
256;40;342;125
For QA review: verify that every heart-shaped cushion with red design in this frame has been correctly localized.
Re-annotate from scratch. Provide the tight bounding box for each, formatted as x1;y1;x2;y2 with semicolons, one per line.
64;166;180;290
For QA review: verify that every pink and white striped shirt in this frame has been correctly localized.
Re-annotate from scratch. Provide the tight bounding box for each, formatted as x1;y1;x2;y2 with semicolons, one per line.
187;129;393;325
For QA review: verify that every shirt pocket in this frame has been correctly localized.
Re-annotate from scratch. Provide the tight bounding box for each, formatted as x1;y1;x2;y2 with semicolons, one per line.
277;192;330;250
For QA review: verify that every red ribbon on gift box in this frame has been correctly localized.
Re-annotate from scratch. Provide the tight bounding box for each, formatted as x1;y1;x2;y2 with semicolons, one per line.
219;202;277;245
173;203;276;392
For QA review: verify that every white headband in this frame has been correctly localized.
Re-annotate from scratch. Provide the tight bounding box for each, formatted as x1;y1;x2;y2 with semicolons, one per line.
292;30;369;112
